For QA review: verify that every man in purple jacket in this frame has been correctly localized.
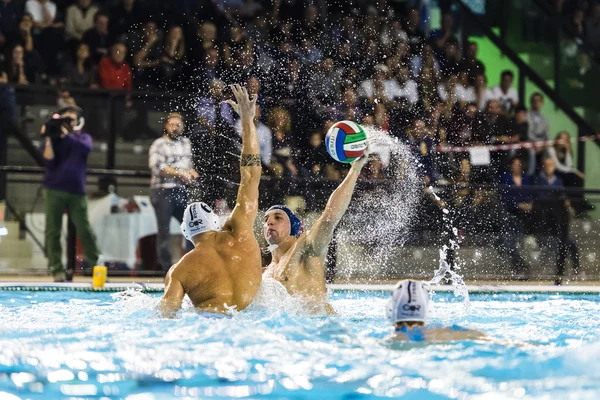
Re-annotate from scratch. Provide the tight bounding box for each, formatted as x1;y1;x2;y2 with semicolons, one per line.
41;106;99;282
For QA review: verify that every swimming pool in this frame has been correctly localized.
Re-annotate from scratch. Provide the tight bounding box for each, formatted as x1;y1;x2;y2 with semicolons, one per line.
1;287;599;399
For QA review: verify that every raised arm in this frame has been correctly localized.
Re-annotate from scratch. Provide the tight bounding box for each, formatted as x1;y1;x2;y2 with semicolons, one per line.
159;269;185;318
222;84;261;235
306;154;368;256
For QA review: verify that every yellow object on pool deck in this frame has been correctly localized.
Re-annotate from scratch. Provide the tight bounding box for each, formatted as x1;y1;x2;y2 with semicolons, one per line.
92;266;107;288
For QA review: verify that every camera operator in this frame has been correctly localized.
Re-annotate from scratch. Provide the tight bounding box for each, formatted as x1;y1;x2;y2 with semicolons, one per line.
41;106;100;282
148;112;197;272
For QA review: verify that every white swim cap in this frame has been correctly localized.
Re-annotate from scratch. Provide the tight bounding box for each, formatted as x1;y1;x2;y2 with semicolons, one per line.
180;202;221;242
386;280;430;324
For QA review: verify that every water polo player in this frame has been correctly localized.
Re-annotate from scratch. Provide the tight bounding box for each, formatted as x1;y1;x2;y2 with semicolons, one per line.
387;280;485;342
262;149;370;314
159;84;263;317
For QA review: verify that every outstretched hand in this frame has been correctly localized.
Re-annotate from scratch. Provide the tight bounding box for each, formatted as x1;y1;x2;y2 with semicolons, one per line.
224;84;257;120
352;143;371;169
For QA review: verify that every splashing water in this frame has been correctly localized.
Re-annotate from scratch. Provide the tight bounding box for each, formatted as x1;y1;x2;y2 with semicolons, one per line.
427;187;470;309
336;128;421;278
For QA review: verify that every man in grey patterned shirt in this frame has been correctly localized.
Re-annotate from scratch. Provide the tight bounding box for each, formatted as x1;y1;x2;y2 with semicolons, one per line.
148;112;198;272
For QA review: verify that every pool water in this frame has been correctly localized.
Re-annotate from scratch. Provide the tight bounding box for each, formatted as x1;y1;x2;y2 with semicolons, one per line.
1;288;599;399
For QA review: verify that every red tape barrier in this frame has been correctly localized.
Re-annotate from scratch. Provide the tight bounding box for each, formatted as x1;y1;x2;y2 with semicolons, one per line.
434;133;600;153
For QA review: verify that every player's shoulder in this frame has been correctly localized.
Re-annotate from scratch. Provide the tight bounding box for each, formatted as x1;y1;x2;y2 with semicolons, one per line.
168;251;198;275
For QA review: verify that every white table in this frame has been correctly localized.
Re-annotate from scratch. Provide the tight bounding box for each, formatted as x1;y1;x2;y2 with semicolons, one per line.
91;196;181;268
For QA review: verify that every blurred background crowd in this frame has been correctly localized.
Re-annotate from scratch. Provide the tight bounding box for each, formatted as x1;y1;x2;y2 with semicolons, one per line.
1;0;598;279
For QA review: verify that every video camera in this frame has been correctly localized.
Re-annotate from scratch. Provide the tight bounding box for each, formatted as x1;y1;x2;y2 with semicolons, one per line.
42;106;85;139
42;116;73;139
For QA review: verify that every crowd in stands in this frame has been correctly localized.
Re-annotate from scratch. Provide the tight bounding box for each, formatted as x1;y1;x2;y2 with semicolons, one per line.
556;0;600;55
0;0;595;280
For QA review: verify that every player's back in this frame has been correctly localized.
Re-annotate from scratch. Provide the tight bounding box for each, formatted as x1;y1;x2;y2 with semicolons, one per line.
174;230;262;313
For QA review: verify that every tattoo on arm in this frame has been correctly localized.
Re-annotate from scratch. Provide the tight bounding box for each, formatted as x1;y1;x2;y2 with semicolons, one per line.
240;154;261;166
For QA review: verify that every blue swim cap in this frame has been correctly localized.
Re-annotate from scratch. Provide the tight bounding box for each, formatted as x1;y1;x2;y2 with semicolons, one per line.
267;205;303;237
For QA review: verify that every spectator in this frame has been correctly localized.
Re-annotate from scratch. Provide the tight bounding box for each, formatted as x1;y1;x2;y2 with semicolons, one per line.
148;112;196;272
380;19;408;48
456;71;476;106
459;41;485;84
404;7;425;54
158;25;185;87
411;43;440;80
390;41;411;70
584;3;600;53
222;26;249;69
65;0;98;42
268;107;298;177
473;99;515;179
332;15;358;48
437;74;460;106
246;13;269;44
446;102;478;146
98;42;132;90
246;76;264;111
429;12;457;58
234;104;272;168
195;79;234;138
337;88;363;122
300;131;337;179
468;187;530;278
511;105;529;162
534;157;580;285
526;92;550;175
61;42;96;87
25;0;64;75
439;41;461;77
25;0;58;29
41;106;100;282
296;37;322;65
226;46;257;83
192;80;238;205
307;57;342;119
561;52;596;108
131;20;162;87
565;7;585;38
0;0;21;47
401;118;436;184
109;0;146;42
266;53;301;104
473;73;492;111
16;13;35;52
82;11;111;64
335;41;355;74
188;21;217;69
489;70;519;115
358;64;399;106
295;4;324;46
547;131;593;216
3;43;40;83
197;47;221;88
501;156;533;219
392;65;419;105
357;5;380;43
357;38;378;80
417;66;440;115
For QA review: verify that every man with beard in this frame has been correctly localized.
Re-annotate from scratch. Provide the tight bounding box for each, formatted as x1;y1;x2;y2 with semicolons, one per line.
148;112;198;272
